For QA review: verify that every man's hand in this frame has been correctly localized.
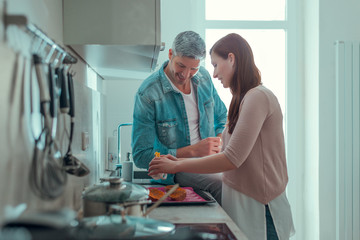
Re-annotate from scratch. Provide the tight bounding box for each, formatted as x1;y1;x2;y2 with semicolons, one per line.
177;137;222;158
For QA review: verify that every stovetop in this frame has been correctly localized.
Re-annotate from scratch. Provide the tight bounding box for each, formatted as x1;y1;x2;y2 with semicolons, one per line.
169;223;237;240
1;222;237;240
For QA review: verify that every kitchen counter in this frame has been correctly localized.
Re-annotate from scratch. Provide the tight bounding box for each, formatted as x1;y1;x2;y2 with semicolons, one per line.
147;188;247;239
1;182;247;240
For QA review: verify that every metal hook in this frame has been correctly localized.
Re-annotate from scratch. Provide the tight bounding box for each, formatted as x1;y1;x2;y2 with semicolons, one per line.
63;63;70;74
66;68;76;77
70;69;76;77
59;52;66;68
65;62;76;74
45;44;56;64
5;13;78;66
52;51;62;67
37;40;47;58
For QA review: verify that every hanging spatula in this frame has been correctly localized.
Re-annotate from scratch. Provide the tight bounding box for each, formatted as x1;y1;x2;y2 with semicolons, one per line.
62;72;90;177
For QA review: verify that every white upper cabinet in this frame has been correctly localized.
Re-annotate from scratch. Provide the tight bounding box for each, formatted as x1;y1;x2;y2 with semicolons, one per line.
63;0;162;79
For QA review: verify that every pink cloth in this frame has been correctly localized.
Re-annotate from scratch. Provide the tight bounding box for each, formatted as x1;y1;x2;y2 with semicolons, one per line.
222;85;288;204
148;187;206;202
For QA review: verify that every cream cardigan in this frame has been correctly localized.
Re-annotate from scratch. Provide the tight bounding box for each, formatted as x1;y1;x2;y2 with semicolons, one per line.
222;85;288;204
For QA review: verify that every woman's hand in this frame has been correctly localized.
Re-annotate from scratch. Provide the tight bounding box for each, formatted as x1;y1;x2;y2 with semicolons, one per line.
161;154;179;161
148;154;179;175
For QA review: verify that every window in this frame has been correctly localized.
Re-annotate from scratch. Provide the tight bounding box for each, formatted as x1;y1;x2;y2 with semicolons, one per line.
202;2;300;238
206;0;286;21
204;0;287;115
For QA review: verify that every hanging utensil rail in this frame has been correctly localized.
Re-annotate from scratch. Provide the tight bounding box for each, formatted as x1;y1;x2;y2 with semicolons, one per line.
4;14;77;64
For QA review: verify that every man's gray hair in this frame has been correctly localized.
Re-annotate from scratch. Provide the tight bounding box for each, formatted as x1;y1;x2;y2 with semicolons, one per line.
171;31;206;60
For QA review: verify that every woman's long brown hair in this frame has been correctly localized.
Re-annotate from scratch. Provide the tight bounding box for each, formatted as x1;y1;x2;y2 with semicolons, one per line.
210;33;262;134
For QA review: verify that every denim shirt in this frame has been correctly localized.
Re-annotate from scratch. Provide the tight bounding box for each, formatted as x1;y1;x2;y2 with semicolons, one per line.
131;61;227;184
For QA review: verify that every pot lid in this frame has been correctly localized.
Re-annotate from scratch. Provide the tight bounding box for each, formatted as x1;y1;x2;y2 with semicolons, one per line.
81;215;175;239
82;178;149;203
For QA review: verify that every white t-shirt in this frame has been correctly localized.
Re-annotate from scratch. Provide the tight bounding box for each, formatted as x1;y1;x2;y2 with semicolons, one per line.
165;76;201;144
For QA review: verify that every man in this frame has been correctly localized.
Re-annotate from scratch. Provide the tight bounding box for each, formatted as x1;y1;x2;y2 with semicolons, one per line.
131;31;227;204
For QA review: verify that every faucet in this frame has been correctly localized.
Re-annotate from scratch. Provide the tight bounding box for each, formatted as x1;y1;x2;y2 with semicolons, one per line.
117;123;133;164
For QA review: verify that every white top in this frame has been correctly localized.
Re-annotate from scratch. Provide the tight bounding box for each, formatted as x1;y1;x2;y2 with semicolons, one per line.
222;183;295;240
166;76;201;144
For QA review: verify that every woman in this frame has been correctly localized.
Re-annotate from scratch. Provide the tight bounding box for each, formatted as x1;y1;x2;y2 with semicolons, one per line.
148;33;295;240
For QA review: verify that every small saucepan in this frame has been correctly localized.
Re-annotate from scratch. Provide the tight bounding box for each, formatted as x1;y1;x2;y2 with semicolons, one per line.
82;178;151;218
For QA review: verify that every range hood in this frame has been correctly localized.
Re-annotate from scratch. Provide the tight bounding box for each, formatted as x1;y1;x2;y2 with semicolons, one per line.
63;0;163;79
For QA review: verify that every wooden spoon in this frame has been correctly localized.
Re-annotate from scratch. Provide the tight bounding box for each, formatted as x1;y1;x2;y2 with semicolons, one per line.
143;184;179;217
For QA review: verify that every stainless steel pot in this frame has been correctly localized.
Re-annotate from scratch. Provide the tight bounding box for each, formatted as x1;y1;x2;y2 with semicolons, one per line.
82;178;150;217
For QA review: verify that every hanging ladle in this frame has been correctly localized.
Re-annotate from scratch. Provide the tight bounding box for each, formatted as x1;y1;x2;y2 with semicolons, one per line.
62;72;90;177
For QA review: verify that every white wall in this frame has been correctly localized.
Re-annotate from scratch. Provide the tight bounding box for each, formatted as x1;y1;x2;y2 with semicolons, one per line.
104;79;142;164
285;1;306;239
317;0;360;239
302;0;320;239
104;0;204;165
0;0;106;223
301;0;360;239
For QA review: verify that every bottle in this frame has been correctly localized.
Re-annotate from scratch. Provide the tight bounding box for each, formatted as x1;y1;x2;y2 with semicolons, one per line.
121;152;133;182
150;151;167;180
